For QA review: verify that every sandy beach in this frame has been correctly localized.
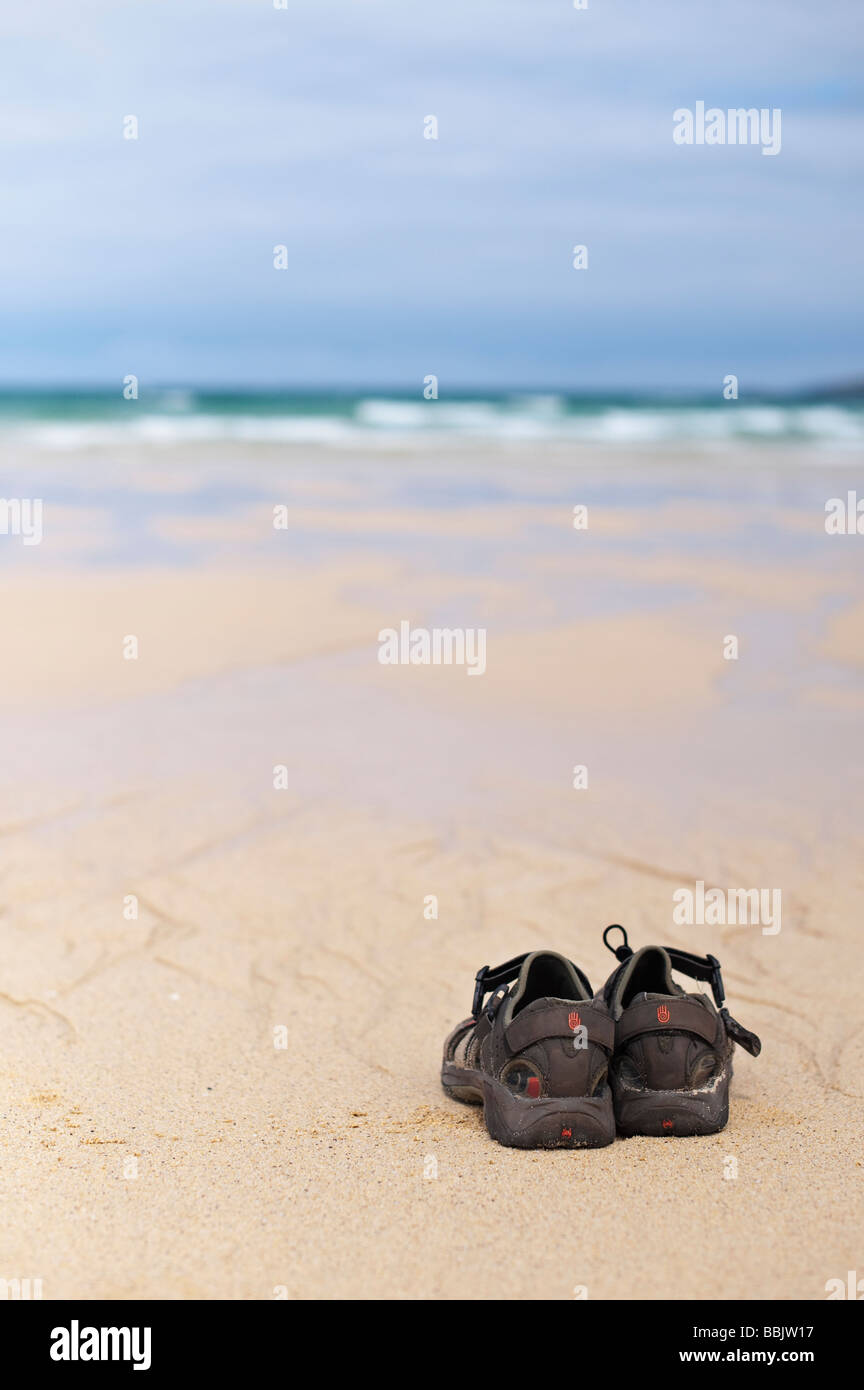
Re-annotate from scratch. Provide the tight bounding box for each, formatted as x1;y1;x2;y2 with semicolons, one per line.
1;440;862;1300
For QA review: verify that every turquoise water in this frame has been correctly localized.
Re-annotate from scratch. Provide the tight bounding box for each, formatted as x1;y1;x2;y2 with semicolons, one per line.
1;389;862;447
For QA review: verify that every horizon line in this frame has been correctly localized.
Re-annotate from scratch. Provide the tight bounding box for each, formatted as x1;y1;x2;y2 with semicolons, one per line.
0;378;861;401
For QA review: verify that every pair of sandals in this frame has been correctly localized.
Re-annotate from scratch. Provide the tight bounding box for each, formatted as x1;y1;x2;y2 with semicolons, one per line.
441;926;761;1148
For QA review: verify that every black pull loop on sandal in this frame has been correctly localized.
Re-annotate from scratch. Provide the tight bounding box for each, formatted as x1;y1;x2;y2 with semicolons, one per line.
603;924;632;962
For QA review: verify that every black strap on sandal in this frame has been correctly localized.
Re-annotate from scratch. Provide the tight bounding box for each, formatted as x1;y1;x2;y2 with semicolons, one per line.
471;954;529;1019
602;925;762;1057
720;1009;761;1056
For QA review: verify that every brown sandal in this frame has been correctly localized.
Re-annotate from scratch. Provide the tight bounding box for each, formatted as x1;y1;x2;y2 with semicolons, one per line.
441;950;616;1148
601;925;761;1137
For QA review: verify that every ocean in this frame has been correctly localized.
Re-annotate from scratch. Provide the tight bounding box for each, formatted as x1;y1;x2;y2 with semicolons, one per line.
1;389;862;449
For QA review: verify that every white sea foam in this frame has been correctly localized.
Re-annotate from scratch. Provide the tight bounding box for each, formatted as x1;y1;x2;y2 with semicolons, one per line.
2;397;862;449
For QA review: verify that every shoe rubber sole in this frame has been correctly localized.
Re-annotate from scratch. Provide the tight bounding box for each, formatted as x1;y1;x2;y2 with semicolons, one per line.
441;1061;615;1149
613;1082;730;1137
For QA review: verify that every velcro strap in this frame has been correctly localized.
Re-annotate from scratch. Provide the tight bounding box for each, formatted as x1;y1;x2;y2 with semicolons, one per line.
665;948;725;1008
506;1003;615;1055
472;954;529;1017
617;997;719;1047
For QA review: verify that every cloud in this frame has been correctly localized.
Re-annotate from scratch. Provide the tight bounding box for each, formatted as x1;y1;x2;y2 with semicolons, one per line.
0;0;860;386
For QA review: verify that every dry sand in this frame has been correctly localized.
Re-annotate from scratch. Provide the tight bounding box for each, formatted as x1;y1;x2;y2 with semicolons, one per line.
0;443;861;1299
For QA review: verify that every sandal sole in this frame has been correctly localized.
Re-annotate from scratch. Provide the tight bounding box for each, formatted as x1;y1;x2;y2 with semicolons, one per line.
441;1062;615;1149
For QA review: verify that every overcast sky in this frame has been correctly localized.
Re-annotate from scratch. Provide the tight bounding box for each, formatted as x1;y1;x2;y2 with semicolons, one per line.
0;0;861;391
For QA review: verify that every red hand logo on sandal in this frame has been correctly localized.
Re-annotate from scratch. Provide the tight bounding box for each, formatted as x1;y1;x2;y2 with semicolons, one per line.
657;1004;670;1023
